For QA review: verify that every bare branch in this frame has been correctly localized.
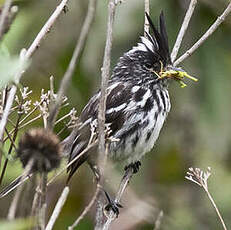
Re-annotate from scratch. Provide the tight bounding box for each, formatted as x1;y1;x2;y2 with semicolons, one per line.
7;159;34;220
0;0;12;39
68;184;101;230
153;210;164;230
0;85;17;141
25;0;69;59
174;1;231;66
171;0;197;62
95;0;118;228
205;188;227;230
45;186;70;230
144;0;150;36
38;173;48;230
0;173;33;198
4;128;17;151
97;0;116;176
48;0;98;128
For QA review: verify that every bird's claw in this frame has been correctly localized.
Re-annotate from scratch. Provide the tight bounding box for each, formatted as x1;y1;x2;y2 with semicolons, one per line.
104;190;123;218
124;161;141;174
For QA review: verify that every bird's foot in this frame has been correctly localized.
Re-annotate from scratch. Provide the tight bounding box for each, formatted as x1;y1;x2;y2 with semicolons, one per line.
124;161;141;174
104;190;123;218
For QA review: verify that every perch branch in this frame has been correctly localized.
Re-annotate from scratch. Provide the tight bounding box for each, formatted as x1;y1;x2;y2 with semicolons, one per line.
95;0;118;228
97;0;117;178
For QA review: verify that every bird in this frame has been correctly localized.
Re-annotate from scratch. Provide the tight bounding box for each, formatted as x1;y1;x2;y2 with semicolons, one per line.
64;12;177;183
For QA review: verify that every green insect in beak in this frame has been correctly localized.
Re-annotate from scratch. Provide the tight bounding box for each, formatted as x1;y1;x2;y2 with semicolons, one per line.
155;62;198;88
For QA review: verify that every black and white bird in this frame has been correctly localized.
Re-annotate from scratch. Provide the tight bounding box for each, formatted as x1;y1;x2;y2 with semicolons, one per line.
64;12;175;183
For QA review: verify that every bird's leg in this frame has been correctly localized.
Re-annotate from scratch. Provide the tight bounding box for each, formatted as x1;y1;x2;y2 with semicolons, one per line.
104;161;142;216
89;163;123;217
104;162;142;218
89;164;101;182
124;161;141;175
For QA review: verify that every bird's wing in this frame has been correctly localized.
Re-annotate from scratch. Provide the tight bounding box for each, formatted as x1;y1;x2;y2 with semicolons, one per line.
65;81;134;183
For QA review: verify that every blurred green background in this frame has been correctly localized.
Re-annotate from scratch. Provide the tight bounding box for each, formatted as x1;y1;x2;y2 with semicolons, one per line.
1;0;231;229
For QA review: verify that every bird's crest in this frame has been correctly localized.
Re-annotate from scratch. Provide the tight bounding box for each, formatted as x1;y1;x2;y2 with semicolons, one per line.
129;12;171;66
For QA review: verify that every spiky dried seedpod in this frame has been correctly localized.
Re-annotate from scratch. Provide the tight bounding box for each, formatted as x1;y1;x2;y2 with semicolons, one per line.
17;128;62;173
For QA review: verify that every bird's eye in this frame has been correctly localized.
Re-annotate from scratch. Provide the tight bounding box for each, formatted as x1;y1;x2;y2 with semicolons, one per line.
145;63;152;68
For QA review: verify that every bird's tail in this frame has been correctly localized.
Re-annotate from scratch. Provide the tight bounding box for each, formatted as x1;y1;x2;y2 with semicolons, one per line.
0;173;33;198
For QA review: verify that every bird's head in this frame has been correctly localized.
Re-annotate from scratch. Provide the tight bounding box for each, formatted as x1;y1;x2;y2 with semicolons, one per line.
114;12;197;87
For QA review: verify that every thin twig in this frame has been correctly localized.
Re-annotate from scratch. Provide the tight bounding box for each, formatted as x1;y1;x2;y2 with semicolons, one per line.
68;183;101;230
0;85;17;141
205;189;227;230
2;114;42;145
95;0;118;228
0;0;70;144
171;0;197;62
98;0;116;165
0;0;12;39
18;100;44;125
174;1;231;66
7;159;34;220
38;173;47;230
48;0;98;128
0;173;33;198
31;178;39;217
0;87;9;166
4;128;17;151
5;117;16;128
45;186;70;230
0;111;23;186
102;167;134;230
18;114;42;129
54;111;73;125
144;0;150;36
37;97;49;230
153;210;164;230
25;0;69;59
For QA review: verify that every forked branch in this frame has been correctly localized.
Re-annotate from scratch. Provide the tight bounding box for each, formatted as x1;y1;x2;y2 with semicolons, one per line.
174;1;231;66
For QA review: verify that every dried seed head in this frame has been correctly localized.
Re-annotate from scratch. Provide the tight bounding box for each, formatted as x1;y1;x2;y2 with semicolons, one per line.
17;128;62;173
